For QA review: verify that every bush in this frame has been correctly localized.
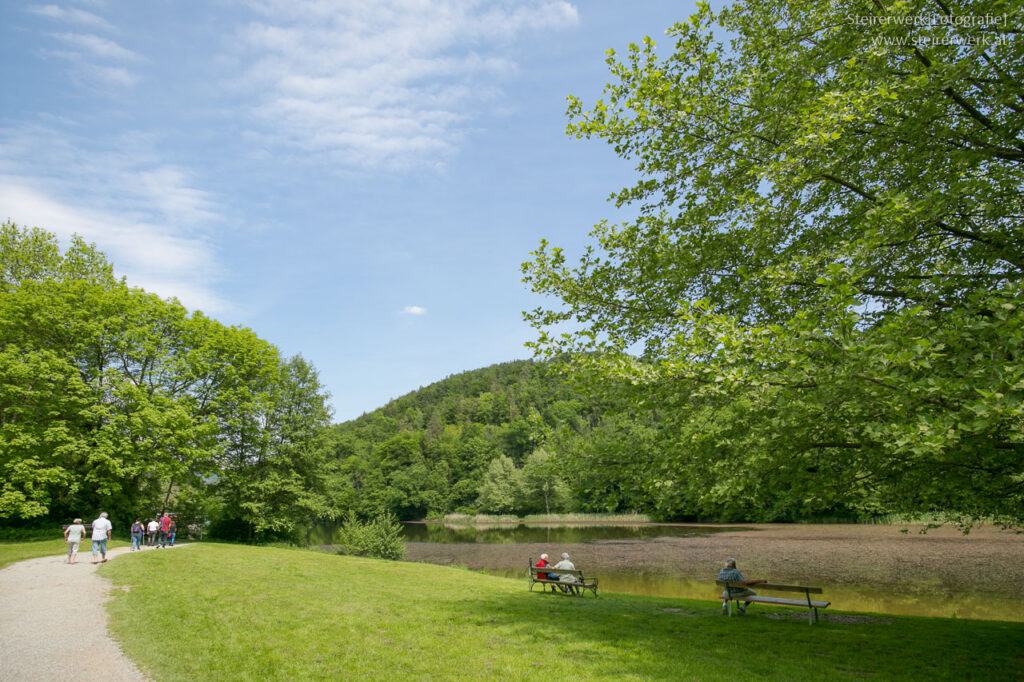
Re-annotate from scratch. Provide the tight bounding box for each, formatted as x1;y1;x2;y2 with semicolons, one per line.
336;512;405;561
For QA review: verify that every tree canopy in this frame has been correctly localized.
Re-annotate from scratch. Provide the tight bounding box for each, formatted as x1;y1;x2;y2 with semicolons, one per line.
0;222;336;540
523;0;1024;525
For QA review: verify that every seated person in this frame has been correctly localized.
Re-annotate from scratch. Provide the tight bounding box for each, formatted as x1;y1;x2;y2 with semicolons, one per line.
552;552;579;593
535;554;556;589
718;557;764;614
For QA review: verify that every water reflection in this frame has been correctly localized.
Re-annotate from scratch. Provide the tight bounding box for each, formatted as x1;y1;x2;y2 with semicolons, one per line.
400;522;747;544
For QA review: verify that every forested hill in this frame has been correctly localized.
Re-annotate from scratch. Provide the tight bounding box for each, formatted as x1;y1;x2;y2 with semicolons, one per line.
330;360;649;520
339;360;597;439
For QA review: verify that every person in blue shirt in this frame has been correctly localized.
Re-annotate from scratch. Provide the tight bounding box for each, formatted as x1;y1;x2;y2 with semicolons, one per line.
718;558;764;615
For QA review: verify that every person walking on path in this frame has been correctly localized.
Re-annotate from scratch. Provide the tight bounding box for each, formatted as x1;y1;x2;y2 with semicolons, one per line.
130;519;144;551
63;518;86;564
158;513;172;548
167;518;177;547
146;518;159;546
90;512;113;564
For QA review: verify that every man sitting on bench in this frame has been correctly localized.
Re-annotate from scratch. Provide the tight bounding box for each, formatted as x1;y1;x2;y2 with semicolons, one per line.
718;558;765;615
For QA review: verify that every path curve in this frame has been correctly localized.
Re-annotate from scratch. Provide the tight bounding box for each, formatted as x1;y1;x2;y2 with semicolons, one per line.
0;545;149;682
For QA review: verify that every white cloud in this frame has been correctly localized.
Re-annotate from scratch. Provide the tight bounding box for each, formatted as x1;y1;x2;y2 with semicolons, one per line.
78;63;140;88
51;33;141;61
0;125;230;315
230;0;578;169
29;4;112;30
402;305;427;315
30;5;141;90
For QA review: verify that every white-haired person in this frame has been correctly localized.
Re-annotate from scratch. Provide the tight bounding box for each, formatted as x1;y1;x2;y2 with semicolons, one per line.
552;552;579;594
718;558;764;614
90;512;113;564
535;553;558;593
63;518;86;564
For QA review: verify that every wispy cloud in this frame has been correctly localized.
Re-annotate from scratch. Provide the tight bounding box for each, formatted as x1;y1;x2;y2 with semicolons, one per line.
231;0;578;169
31;5;141;89
402;305;427;316
28;4;112;31
0;125;229;314
51;32;141;61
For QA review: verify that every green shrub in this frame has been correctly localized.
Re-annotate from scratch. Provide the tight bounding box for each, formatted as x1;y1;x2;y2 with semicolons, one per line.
335;512;405;560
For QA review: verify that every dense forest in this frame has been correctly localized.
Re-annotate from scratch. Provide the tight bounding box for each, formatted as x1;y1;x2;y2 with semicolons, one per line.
329;360;664;520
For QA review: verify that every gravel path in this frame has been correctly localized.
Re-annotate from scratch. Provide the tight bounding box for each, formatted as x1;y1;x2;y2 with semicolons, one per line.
0;545;148;682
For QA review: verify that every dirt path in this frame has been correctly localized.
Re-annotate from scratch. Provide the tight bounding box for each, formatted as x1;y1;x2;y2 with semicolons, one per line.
0;546;147;682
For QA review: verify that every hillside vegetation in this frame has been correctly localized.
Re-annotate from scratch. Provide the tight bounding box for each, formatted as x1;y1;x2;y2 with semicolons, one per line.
331;360;657;520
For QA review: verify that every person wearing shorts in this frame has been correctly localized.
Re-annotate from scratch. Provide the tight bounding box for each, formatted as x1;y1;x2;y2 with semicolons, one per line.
91;512;113;564
64;518;86;564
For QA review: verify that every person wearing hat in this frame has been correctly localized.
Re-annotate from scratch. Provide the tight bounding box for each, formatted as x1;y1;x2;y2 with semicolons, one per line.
717;558;764;614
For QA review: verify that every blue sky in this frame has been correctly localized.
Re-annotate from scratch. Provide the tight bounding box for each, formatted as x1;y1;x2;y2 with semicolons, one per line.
1;0;690;421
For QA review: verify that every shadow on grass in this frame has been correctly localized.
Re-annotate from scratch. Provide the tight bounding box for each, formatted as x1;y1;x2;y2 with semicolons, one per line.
462;588;1024;681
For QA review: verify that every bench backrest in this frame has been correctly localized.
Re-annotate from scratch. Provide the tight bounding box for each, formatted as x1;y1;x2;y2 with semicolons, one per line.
528;559;589;580
531;566;586;579
716;580;823;594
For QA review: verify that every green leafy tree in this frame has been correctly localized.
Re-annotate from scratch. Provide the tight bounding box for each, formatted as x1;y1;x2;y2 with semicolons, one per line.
476;455;521;514
523;0;1024;524
519;448;570;515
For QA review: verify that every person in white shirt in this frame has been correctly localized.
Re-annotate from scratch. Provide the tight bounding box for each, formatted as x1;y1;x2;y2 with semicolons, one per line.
63;518;86;564
552;552;579;593
147;518;159;546
90;512;113;564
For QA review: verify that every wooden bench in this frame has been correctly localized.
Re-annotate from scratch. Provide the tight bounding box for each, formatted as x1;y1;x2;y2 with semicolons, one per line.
717;580;830;624
528;559;598;598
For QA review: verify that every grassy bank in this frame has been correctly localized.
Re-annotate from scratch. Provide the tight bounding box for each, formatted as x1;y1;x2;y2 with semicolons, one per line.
0;539;65;569
0;538;127;569
100;543;1024;680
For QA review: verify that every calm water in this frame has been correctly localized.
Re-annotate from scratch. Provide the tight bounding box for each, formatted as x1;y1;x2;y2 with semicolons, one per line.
392;522;1021;622
399;522;746;544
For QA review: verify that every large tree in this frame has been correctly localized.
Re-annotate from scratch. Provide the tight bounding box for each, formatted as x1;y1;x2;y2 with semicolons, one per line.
523;0;1024;524
0;222;337;537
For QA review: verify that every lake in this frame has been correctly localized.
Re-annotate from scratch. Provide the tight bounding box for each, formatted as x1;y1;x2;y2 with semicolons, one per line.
397;521;1024;622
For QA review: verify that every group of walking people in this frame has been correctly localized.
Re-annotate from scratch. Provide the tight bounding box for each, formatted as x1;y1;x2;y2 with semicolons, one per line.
62;511;178;565
130;513;177;550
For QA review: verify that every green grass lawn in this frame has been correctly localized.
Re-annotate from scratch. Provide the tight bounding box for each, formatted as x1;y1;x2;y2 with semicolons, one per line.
0;539;66;569
0;538;128;569
97;543;1024;681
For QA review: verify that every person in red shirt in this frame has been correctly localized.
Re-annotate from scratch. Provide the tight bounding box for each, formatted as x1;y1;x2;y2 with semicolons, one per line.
535;553;550;579
159;513;172;548
536;553;560;592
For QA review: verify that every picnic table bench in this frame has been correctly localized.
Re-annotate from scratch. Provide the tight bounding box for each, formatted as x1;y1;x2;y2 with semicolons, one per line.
528;559;599;598
717;580;830;624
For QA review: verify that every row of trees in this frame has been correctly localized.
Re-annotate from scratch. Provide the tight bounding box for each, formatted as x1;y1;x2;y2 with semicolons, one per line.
0;222;336;540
